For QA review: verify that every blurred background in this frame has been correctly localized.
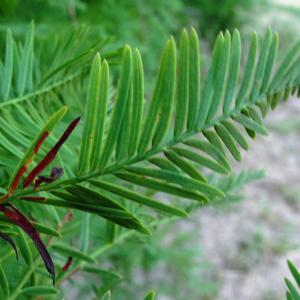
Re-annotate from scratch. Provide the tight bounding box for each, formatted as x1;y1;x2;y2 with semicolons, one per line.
1;0;300;299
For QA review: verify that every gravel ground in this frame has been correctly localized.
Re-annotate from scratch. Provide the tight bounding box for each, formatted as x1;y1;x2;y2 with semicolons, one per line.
195;98;300;300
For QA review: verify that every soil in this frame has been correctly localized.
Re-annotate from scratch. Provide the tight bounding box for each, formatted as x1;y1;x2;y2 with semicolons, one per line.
195;98;300;300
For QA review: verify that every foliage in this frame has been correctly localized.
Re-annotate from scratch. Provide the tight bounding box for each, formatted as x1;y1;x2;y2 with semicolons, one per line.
286;260;300;300
0;0;184;79
184;0;256;40
0;14;299;299
184;0;290;46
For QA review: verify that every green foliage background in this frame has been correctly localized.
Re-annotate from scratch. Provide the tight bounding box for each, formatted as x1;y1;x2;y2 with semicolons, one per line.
0;1;299;300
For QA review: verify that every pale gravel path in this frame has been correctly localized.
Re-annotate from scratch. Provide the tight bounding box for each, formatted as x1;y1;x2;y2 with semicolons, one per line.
195;98;300;300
